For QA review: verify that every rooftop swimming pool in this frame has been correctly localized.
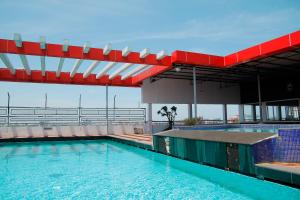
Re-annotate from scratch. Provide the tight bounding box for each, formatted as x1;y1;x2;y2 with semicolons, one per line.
214;127;278;133
177;124;300;133
1;140;299;199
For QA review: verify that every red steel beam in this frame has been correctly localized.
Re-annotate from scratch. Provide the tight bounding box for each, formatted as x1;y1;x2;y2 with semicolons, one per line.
172;30;300;68
0;68;140;87
132;30;300;84
0;39;171;66
0;30;299;86
171;50;225;68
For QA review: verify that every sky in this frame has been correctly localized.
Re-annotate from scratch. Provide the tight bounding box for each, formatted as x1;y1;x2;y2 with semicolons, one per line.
0;0;299;120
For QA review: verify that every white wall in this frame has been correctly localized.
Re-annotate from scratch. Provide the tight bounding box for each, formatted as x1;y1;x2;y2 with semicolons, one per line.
142;78;241;104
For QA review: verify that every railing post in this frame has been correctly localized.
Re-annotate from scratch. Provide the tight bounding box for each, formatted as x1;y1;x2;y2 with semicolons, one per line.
78;94;82;125
7;92;10;126
44;93;47;125
147;103;153;134
106;85;109;135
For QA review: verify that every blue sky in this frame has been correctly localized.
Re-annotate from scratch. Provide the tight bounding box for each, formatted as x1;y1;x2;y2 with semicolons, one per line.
0;0;299;120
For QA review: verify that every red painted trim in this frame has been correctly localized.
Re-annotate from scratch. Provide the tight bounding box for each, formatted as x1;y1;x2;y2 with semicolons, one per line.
0;68;140;87
0;39;172;66
171;50;225;68
172;30;300;68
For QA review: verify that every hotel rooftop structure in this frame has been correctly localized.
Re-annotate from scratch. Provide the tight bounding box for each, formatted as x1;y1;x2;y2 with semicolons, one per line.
0;30;300;124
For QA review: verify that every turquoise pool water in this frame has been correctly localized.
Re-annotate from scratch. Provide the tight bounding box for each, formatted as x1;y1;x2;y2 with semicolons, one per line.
0;140;299;199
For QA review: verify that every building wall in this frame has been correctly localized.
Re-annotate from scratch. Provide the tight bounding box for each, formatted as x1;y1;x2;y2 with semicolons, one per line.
153;135;256;175
142;78;241;104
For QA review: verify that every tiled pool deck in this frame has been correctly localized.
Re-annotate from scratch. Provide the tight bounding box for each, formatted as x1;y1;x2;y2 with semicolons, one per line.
256;162;300;186
0;128;154;151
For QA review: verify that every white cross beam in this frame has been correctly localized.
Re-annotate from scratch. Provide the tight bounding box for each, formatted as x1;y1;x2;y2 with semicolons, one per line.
70;59;83;78
122;46;130;57
83;42;91;54
103;43;112;55
14;33;22;47
140;48;150;59
0;54;15;74
20;55;30;75
14;33;31;75
156;50;167;60
40;36;46;76
96;62;116;79
121;64;149;80
56;58;64;77
56;40;69;77
109;63;133;80
83;61;100;78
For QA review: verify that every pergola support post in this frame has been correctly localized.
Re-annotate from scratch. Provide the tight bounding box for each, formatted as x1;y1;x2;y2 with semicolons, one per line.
188;104;193;120
261;102;267;122
193;67;197;118
239;104;245;123
252;105;257;122
257;73;264;123
223;104;228;124
297;99;300;121
147;103;153;134
276;106;282;121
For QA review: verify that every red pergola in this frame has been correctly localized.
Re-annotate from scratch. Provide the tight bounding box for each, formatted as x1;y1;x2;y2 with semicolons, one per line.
0;30;299;87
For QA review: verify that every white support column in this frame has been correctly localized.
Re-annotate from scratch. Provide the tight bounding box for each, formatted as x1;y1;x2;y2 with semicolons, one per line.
193;67;197;118
239;104;245;123
223;104;228;124
188;104;193;120
147;103;153;134
261;102;267;122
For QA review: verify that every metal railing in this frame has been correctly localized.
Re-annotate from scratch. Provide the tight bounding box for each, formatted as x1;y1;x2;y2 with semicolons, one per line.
0;106;146;126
